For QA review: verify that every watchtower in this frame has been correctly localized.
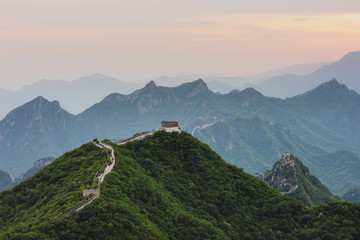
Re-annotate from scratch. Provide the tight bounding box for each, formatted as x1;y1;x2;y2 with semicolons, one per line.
161;121;178;128
283;152;290;160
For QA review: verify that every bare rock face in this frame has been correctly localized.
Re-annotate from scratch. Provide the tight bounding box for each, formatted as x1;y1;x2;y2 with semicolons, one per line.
255;152;339;206
33;157;55;168
265;153;299;194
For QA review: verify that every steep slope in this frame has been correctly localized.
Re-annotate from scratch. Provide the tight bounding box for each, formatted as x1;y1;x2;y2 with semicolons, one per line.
0;142;108;234
256;153;339;206
0;96;81;175
0;131;359;239
256;51;360;98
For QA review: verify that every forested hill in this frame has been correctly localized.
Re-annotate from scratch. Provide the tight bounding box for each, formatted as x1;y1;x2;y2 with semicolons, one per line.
0;131;359;239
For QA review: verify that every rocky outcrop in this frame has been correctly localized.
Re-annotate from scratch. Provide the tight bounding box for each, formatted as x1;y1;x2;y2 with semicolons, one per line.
255;152;339;206
33;157;54;168
259;153;299;194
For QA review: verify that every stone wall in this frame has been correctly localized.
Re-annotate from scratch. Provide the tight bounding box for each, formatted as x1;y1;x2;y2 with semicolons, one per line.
83;188;100;197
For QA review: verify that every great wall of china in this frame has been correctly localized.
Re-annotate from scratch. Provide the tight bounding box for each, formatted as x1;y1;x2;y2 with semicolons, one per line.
60;121;181;218
59;141;115;218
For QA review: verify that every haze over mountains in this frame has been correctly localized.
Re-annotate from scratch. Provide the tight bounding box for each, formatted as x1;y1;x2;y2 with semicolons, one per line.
0;74;140;119
0;51;357;119
256;51;360;98
1;78;359;196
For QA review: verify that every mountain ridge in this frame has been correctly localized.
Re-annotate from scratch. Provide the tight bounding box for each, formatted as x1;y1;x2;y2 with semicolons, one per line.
0;73;141;120
1;78;360;197
256;51;360;97
1;131;359;239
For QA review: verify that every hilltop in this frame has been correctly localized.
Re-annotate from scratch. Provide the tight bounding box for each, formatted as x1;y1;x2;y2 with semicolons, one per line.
256;153;339;206
1;131;360;239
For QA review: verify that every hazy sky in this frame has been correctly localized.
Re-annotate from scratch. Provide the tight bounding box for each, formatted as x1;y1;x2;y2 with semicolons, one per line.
1;0;359;89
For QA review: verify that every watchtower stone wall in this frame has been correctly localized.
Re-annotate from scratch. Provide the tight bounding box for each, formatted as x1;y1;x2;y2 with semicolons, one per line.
83;188;100;197
161;121;178;128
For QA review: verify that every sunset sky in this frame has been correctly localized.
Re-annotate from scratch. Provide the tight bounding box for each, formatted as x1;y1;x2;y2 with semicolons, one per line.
1;0;359;89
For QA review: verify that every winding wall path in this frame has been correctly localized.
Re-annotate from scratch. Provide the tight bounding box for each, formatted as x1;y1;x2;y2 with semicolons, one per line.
59;142;115;218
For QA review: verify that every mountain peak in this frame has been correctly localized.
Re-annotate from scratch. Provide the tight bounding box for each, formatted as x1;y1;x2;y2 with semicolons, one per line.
314;78;349;92
144;80;157;89
256;153;339;206
292;78;353;99
339;51;360;62
318;77;341;88
28;96;61;110
174;79;209;98
241;87;262;95
190;78;209;93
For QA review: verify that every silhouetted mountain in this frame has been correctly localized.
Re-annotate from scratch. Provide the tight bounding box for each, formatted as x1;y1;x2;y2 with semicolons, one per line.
250;61;332;81
256;51;360;97
0;73;140;119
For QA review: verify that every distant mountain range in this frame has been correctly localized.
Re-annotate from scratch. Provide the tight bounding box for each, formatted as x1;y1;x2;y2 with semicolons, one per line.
249;61;332;81
0;78;359;195
0;73;140;119
255;51;360;97
1;51;356;119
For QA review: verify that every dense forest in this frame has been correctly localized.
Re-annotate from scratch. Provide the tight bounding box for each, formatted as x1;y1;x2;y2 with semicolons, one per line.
0;131;359;239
